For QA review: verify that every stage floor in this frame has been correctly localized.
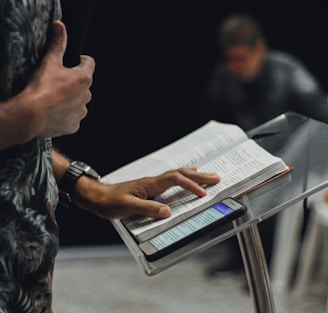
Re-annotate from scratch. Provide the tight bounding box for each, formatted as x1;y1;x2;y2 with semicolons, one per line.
53;244;326;313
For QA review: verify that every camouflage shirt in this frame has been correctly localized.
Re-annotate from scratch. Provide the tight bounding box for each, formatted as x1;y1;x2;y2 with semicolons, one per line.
0;0;62;312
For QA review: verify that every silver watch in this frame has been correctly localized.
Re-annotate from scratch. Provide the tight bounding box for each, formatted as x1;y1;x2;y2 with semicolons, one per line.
58;160;100;206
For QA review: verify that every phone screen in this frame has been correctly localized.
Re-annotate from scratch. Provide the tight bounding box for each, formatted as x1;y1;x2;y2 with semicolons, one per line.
150;202;234;250
139;198;246;261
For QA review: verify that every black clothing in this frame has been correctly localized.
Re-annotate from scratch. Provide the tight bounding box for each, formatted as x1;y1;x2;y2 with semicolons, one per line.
205;51;328;131
202;50;327;271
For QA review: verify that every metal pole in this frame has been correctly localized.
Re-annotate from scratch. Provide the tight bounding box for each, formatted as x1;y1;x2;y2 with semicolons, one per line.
235;213;276;313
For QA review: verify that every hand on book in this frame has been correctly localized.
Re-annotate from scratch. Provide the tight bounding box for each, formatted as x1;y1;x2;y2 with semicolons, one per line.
72;166;220;220
101;120;290;241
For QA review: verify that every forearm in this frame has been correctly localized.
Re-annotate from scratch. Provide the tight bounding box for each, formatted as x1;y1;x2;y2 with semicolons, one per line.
52;149;220;221
0;91;38;150
52;147;167;219
52;148;71;182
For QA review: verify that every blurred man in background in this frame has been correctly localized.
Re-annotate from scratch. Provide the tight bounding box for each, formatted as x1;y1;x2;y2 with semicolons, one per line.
203;14;328;131
202;14;328;275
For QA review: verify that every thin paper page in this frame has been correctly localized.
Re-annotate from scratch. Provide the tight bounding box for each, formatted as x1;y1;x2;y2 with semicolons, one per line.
101;120;248;184
122;139;287;238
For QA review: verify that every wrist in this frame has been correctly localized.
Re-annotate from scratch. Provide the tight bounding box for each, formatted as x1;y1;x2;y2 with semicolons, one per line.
58;160;101;207
70;175;104;211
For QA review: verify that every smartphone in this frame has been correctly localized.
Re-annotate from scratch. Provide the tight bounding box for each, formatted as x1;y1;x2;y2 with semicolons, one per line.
138;197;247;261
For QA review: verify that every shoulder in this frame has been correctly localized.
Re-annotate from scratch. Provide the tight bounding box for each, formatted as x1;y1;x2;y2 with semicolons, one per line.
265;50;307;70
0;0;60;99
265;50;318;85
267;51;322;93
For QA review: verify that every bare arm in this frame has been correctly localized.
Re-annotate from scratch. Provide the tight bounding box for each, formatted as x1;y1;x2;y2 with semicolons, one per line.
52;149;220;220
0;20;95;150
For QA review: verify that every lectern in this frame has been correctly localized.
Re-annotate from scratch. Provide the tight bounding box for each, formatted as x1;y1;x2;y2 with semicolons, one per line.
111;112;328;313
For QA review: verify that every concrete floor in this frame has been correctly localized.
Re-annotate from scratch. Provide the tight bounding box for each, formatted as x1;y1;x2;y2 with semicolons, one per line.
52;244;327;313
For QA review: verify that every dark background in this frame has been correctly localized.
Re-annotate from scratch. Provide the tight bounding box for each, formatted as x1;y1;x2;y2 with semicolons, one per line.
54;0;328;246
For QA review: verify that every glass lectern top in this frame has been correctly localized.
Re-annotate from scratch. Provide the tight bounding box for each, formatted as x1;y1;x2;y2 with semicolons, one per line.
111;112;328;275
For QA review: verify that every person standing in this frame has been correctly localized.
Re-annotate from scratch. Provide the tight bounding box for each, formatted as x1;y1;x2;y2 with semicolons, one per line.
0;1;220;312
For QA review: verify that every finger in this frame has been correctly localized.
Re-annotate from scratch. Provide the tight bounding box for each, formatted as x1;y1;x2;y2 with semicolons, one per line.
132;198;172;219
180;167;221;185
46;20;67;66
161;170;220;196
171;173;209;197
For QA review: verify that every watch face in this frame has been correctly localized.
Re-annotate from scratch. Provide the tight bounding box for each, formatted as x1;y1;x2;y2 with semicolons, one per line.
71;161;100;180
59;161;101;197
72;160;90;170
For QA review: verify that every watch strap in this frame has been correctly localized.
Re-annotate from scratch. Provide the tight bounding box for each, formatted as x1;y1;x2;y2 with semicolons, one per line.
59;161;88;195
58;161;100;207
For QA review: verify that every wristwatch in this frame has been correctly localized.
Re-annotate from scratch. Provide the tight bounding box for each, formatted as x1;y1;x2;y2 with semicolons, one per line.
58;160;101;207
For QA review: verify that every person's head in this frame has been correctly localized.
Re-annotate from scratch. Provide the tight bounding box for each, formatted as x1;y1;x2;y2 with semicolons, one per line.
218;14;267;82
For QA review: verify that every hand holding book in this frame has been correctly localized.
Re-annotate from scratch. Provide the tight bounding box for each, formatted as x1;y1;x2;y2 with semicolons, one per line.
81;165;220;221
101;120;292;242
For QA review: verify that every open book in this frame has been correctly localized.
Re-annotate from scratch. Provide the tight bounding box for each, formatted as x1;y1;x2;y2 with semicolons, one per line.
101;120;292;242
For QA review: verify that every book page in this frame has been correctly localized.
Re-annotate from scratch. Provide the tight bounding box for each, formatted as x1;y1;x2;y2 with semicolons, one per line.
101;120;248;185
122;139;289;241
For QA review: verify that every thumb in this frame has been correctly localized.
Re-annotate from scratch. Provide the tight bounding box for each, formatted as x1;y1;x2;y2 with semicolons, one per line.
134;198;172;219
45;20;67;65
